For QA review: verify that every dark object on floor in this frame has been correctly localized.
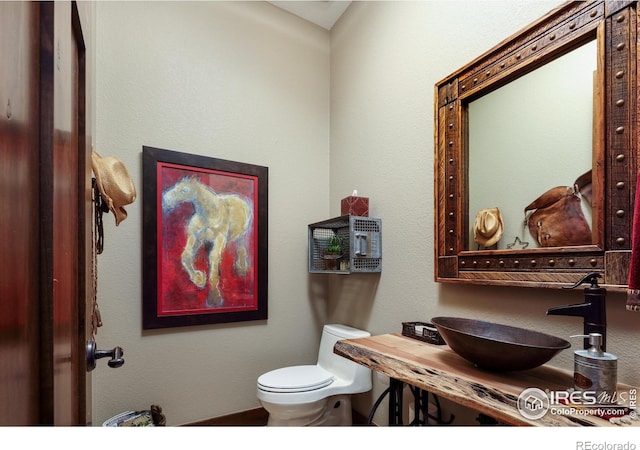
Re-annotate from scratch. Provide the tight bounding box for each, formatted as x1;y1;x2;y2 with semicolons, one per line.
151;405;166;426
476;413;506;425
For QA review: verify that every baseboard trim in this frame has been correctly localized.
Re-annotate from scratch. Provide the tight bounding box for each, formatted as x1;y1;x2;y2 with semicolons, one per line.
182;407;371;426
184;407;269;426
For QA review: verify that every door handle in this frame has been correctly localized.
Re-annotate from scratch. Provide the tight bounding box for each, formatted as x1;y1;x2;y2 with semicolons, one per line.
86;340;124;372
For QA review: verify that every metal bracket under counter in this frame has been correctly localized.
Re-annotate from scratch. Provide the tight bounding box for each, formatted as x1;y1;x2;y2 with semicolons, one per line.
334;333;639;427
386;378;455;426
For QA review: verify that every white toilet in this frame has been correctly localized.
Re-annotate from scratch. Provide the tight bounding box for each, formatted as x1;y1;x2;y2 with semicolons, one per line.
256;324;372;426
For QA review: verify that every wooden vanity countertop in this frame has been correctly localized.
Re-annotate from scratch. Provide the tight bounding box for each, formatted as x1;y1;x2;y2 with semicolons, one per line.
334;333;639;427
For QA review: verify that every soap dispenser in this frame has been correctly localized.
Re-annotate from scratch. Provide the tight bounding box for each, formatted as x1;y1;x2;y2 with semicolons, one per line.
571;333;618;404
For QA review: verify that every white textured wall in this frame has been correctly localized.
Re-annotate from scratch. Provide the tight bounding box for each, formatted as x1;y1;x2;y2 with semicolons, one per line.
330;1;640;425
94;1;330;425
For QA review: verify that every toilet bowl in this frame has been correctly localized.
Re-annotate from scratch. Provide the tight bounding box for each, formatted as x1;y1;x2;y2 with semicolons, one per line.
257;324;372;426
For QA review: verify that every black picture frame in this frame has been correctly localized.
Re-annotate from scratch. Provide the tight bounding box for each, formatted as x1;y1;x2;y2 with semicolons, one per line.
142;146;268;329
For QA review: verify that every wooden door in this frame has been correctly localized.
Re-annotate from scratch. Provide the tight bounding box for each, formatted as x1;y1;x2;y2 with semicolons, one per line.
0;1;91;425
0;1;42;425
52;0;89;425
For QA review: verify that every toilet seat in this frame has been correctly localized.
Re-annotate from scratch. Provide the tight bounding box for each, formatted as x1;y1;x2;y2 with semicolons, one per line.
257;365;334;393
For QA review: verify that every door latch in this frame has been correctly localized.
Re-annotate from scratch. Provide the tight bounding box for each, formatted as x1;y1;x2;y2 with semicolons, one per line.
86;340;124;372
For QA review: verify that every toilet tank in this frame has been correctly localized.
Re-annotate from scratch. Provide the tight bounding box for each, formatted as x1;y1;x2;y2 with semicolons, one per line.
318;324;371;390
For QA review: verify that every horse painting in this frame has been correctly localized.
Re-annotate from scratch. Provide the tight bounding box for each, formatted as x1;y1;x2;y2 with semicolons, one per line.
162;176;252;307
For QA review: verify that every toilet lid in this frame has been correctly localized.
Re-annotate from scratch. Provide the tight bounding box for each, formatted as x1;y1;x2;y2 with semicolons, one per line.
257;365;334;393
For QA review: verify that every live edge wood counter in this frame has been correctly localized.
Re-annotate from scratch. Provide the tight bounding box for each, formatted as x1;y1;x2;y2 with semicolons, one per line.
334;333;639;427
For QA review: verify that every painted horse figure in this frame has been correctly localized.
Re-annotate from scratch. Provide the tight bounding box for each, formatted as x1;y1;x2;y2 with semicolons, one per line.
162;176;252;307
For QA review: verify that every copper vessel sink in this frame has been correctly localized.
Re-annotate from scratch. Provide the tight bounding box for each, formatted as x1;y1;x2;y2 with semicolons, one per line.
431;316;571;371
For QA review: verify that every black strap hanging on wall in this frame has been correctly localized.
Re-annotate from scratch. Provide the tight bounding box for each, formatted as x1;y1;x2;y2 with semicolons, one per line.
93;177;109;255
91;177;107;336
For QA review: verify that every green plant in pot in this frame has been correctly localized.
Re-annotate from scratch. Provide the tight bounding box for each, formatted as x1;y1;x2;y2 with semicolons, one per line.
324;235;343;270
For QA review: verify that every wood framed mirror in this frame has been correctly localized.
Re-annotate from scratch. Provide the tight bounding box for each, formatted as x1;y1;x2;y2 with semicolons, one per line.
434;1;638;289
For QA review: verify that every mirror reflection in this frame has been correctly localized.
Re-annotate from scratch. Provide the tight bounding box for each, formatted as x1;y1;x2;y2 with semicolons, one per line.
467;40;597;251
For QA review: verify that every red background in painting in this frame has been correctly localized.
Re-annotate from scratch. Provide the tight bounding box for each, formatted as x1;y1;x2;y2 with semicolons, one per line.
157;163;258;316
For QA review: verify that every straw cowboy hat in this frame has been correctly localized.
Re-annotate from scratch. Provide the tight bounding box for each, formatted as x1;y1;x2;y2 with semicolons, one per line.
91;151;136;226
473;207;504;247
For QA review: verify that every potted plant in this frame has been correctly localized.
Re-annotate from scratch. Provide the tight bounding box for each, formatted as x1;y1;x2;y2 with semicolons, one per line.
323;235;343;270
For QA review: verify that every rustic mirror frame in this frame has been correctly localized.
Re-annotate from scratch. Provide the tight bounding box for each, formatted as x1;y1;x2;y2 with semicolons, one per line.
434;1;638;289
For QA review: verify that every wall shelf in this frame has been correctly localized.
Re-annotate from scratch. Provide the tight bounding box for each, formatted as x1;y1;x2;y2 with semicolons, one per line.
308;215;382;274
